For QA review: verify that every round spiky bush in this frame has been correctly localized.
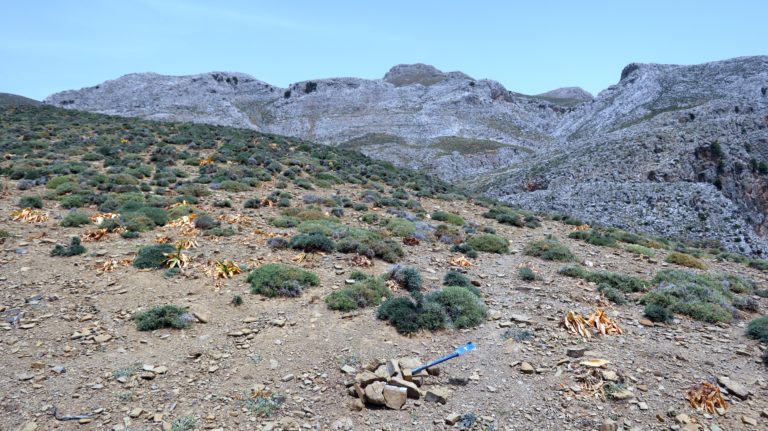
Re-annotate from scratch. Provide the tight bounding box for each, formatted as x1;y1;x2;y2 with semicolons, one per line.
746;316;768;343
467;234;509;254
289;233;335;253
425;286;487;329
133;244;177;269
443;270;472;288
134;305;189;331
247;264;320;298
390;265;423;293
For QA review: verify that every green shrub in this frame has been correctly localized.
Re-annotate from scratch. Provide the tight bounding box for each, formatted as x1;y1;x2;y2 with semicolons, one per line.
206;226;237;237
176;183;211;197
425;286;487;329
247;264;320;297
483;206;540;228
194;213;220;230
518;267;537;281
734;296;759;312
51;237;86;257
720;274;756;294
390;265;423;293
524;237;575;261
271;216;299;228
231;295;243;306
599;285;627;305
325;274;391;311
377;297;421;334
640;269;736;323
220;180;250;192
568;230;617;247
559;265;648;293
134;305;189;331
749;259;768;272
60;194;85;209
666;252;707;270
746;316;768;342
383;218;416;237
756;289;768;298
289;233;335;253
467;234;509;254
61;212;91;227
644;302;673;322
133;244;176;269
431;211;465;226
244;198;262;209
451;243;478;258
361;212;380;224
18;195;44;208
626;244;656;257
444;271;473;288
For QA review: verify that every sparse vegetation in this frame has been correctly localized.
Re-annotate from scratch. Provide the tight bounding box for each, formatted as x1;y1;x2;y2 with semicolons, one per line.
524;237;575;261
431;210;465;226
326;272;391;311
61;211;91;227
666;252;707;270
133;244;177;269
746;316;768;342
483;205;540;228
467;233;509;254
51;236;86;257
518;267;537;281
247;264;320;297
559;265;648;292
389;265;423;293
134;305;189;331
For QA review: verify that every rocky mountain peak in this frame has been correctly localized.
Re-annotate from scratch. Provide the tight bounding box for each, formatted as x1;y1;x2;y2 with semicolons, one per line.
383;63;471;87
535;87;594;102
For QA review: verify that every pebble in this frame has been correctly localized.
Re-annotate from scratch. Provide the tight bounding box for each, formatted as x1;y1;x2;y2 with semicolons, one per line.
741;416;757;426
281;374;294;382
520;362;535;374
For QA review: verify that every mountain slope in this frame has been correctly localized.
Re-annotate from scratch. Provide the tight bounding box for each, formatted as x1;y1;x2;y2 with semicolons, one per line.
43;58;768;255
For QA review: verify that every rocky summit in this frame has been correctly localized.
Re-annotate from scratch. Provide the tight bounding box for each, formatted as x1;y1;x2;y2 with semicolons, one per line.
45;57;768;255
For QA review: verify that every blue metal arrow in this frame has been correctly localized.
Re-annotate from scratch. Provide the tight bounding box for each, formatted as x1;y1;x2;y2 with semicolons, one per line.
412;342;476;374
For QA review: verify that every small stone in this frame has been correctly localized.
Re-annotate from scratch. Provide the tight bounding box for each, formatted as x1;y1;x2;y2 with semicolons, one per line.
389;377;420;399
425;386;450;404
520;362;535;374
398;357;421;370
191;309;210;323
93;334;112;343
385;359;400;377
129;408;143;418
52;365;66;374
741;416;757;426
139;371;155;380
675;413;691;424
154;366;168;374
354;371;382;387
639;319;654;327
445;413;462;426
510;314;532;323
717;376;750;400
281;374;294;382
19;422;37;431
610;389;635;400
638;402;649;410
566;347;587;358
78;418;93;424
382;385;407;410
349;399;364;411
488;309;502;320
364;381;386;405
17;373;34;381
340;364;357;375
601;370;619;382
598;419;618;431
271;318;286;327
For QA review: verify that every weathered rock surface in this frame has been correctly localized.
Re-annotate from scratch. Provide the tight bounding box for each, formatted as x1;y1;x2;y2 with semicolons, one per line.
45;57;768;255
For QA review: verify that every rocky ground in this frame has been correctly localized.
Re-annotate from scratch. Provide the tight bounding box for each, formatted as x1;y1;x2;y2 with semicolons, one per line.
2;181;766;431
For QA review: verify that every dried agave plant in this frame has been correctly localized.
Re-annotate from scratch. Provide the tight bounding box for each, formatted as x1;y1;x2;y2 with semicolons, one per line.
175;238;199;249
386;279;400;291
402;236;420;246
572;224;591;231
686;382;728;413
210;260;243;279
82;228;109;242
97;259;119;273
351;254;373;267
90;212;119;225
563;310;592;339
199;156;215;166
449;255;472;267
291;252;307;263
587;309;624;335
575;368;605;400
163;246;191;269
11;208;49;223
218;213;251;225
155;235;172;244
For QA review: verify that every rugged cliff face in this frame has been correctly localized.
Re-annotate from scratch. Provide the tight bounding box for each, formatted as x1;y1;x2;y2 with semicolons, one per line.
44;57;768;255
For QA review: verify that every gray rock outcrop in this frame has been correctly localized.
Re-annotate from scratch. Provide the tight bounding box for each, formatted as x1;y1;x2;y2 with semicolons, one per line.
44;58;768;255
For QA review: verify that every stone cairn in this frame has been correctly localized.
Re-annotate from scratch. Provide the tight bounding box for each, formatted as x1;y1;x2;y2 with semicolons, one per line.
343;357;451;410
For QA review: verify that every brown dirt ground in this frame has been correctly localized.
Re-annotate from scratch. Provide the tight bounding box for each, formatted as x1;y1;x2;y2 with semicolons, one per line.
1;182;766;431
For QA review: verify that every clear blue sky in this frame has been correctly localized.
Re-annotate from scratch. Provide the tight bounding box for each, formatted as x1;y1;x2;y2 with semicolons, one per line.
2;0;766;100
